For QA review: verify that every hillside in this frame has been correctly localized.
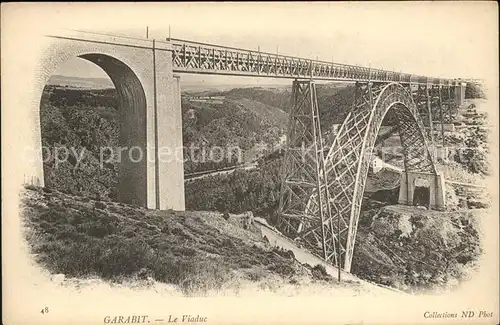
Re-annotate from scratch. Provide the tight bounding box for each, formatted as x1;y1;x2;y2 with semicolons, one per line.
199;84;356;127
181;96;288;173
203;87;291;112
465;82;486;99
185;154;283;218
21;185;381;297
40;89;119;201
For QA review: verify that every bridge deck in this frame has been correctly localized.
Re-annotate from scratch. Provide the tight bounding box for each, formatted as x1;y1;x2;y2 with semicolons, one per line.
169;38;462;86
47;30;468;86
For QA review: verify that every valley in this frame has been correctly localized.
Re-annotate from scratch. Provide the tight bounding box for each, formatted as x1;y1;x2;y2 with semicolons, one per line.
25;78;491;296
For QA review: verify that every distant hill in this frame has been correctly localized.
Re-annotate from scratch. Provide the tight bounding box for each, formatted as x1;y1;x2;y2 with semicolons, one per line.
181;83;291;93
201;84;355;127
47;74;291;93
47;75;114;89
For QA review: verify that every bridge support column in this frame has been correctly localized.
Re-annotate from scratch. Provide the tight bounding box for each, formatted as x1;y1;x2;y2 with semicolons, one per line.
437;85;446;147
277;79;336;265
455;82;466;106
425;84;434;143
398;171;446;210
112;43;185;211
153;49;185;211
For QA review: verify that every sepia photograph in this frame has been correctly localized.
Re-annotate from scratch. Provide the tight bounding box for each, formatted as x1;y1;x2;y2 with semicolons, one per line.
2;2;499;325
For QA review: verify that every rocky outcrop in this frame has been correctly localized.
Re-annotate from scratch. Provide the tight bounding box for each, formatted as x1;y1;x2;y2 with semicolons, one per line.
352;205;483;293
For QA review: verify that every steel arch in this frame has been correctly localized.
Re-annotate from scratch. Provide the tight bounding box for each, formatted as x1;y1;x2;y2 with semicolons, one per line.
301;82;438;272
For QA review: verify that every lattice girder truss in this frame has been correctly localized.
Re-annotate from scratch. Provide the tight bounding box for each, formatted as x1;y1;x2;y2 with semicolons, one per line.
278;81;438;273
434;86;454;125
410;84;434;141
277;79;334;261
408;83;460;147
169;38;460;85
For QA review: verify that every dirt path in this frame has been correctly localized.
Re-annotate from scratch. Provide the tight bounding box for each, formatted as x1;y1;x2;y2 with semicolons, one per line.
255;220;407;296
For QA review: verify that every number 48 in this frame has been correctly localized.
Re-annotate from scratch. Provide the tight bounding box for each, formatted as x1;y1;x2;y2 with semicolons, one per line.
41;307;49;314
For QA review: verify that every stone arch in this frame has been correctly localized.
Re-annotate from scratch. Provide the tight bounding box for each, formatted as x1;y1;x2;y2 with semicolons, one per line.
15;31;185;211
412;177;431;207
35;40;149;206
78;54;148;205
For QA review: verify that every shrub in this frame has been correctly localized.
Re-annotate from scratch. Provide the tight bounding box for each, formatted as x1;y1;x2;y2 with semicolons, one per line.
97;236;153;278
176;258;234;296
221;238;235;249
467;199;489;209
272;247;295;260
54;224;85;241
77;221;111;238
33;235;154;280
68;213;82;226
311;264;332;282
39;208;68;224
170;227;186;237
25;184;39;191
177;246;197;257
267;263;295;277
239;260;254;269
245;269;266;281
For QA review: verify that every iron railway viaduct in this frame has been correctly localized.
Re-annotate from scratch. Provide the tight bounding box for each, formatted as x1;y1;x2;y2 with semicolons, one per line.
21;30;469;272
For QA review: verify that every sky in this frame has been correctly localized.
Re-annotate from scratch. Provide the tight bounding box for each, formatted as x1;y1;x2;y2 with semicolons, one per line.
3;2;498;87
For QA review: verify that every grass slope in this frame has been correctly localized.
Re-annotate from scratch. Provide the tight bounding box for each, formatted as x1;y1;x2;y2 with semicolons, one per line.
21;186;360;296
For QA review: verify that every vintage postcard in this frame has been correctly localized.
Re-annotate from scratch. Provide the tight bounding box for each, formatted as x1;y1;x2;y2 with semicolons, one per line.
2;2;499;325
